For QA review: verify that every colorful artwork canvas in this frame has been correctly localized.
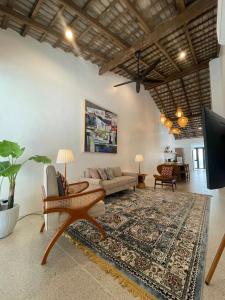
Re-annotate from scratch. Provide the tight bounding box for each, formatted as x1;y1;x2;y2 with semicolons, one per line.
84;100;117;153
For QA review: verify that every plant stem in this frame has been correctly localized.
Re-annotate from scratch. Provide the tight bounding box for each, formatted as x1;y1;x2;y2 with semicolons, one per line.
8;180;15;209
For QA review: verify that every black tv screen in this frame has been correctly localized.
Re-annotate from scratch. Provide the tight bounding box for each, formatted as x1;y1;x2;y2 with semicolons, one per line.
202;107;225;189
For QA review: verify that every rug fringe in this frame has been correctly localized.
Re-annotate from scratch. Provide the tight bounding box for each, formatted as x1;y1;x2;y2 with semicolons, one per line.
64;232;156;300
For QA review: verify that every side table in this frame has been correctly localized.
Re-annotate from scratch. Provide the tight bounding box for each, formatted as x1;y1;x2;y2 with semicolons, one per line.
137;173;147;189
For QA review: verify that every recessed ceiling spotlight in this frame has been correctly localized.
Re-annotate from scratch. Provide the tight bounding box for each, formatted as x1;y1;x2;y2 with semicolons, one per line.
65;28;73;41
179;51;186;60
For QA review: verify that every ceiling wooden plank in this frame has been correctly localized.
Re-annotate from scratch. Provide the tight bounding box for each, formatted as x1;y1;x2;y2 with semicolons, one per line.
99;0;217;75
39;5;65;42
154;87;165;112
0;4;106;65
21;0;44;37
155;41;181;71
59;0;128;49
167;83;177;109
146;61;209;89
120;0;150;33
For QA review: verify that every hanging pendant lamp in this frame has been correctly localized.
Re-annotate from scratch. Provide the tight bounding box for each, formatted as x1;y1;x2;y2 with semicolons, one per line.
160;112;167;125
175;107;183;118
177;116;188;128
164;119;173;129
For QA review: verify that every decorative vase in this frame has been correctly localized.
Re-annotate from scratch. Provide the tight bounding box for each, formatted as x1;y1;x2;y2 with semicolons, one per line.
0;204;19;238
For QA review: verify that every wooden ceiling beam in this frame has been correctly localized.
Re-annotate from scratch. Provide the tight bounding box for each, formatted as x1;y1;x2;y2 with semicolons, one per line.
21;0;44;37
146;61;209;89
176;0;198;65
99;0;217;75
0;4;106;65
59;0;128;49
1;0;14;29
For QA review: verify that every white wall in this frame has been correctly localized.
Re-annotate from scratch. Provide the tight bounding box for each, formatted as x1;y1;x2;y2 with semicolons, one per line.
0;29;174;216
209;47;225;118
175;137;204;170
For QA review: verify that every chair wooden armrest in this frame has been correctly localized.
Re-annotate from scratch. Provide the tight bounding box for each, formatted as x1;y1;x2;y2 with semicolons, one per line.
68;181;89;194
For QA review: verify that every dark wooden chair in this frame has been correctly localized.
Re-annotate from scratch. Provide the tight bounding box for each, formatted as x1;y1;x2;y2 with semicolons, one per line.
154;164;178;192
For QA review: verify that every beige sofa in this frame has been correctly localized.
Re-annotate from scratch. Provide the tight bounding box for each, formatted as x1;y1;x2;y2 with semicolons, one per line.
82;167;138;195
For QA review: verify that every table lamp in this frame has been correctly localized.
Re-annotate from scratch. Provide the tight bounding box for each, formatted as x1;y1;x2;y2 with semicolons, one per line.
56;149;75;179
135;154;144;174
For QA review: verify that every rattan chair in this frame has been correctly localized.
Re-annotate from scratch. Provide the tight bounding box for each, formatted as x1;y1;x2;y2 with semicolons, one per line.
40;165;106;265
154;164;178;192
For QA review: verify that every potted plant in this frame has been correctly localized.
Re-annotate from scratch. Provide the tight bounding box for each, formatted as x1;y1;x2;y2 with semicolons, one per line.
0;140;51;238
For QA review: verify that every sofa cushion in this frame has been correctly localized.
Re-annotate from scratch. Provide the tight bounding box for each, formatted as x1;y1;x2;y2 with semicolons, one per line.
105;168;114;180
112;167;122;177
101;176;136;190
88;168;101;179
97;168;108;180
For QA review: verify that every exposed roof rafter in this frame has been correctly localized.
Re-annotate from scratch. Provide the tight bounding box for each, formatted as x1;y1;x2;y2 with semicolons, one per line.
99;0;217;75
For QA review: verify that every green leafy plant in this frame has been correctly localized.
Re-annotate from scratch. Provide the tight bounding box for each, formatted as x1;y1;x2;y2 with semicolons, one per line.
0;140;51;209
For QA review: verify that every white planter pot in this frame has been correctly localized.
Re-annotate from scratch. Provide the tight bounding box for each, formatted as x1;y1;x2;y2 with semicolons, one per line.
0;204;20;238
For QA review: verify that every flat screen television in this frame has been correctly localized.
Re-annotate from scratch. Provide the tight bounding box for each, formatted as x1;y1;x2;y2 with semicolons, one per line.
202;107;225;189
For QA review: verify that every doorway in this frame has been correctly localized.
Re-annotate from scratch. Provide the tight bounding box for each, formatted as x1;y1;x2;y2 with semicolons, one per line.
192;147;205;169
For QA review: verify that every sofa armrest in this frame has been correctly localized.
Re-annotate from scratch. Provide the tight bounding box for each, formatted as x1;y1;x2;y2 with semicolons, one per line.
122;172;138;178
80;178;103;185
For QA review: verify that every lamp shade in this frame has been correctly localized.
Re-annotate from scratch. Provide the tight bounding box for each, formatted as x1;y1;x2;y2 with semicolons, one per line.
177;116;188;128
135;154;144;162
56;149;75;164
160;113;167;125
164;119;173;129
175;107;183;118
170;128;181;135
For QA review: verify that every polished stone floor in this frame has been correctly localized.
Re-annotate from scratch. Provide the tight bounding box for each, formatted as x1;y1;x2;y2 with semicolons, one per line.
1;170;225;300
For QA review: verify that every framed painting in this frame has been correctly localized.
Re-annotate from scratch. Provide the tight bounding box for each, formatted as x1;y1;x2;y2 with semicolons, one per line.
84;100;117;153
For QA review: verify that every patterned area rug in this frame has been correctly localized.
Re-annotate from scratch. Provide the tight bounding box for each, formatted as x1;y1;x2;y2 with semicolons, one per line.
66;188;210;300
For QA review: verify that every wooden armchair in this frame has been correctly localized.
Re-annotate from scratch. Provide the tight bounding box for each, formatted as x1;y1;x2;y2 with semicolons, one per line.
40;165;106;265
154;164;178;192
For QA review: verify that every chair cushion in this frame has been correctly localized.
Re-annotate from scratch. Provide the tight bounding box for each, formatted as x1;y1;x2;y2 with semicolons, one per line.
102;176;136;189
56;173;65;196
57;172;69;195
88;168;101;179
112;167;122;177
97;168;108;180
105;168;114;180
161;166;173;177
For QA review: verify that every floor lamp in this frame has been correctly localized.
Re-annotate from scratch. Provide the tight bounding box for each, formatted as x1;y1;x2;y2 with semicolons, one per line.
56;149;75;180
135;154;144;174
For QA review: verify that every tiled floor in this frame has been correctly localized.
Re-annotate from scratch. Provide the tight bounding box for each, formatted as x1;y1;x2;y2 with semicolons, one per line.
1;170;225;300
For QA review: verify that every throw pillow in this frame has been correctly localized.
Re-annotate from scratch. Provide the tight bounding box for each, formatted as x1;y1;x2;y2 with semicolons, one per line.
97;168;108;180
105;168;114;180
88;168;101;179
56;173;65;196
57;172;69;195
112;167;122;177
161;166;173;177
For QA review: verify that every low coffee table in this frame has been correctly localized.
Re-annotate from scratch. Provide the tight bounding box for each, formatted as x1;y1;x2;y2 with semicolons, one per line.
137;173;147;189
